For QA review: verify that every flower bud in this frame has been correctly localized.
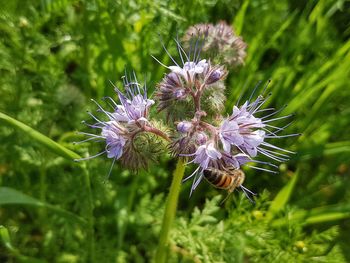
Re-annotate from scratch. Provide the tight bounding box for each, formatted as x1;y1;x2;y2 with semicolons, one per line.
206;68;224;85
183;21;247;68
177;121;192;133
195;132;208;144
167;72;181;86
174;89;186;99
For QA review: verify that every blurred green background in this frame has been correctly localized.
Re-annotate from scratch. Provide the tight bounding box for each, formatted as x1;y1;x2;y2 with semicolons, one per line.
1;0;350;262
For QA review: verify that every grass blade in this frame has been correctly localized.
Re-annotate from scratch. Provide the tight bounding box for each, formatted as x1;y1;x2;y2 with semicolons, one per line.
0;187;86;225
0;111;81;160
272;203;350;227
268;170;299;217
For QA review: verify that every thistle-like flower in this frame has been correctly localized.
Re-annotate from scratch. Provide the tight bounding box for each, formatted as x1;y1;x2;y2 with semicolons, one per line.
74;73;169;173
183;21;247;68
154;37;227;118
181;86;299;195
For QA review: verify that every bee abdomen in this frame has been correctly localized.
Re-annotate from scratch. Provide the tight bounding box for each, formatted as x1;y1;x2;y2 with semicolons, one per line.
203;169;219;183
217;175;232;189
204;169;232;189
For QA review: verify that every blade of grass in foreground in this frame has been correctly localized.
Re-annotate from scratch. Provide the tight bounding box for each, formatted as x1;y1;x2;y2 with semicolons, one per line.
0;187;86;225
1;225;47;263
0;111;81;160
272;203;350;227
268;170;299;218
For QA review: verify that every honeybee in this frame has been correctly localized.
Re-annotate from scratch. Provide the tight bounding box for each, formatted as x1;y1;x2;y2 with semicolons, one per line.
203;168;255;202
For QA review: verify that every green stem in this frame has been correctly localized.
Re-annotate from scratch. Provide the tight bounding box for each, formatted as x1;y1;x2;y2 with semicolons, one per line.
81;163;95;263
155;158;186;263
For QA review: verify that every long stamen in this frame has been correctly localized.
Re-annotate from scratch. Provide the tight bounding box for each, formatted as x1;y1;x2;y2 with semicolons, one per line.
74;151;107;162
174;37;190;64
76;131;104;138
240;186;256;203
192;171;204;190
248;81;262;103
261;104;288;120
174;36;185;65
260;148;290;158
250;93;272;114
86;111;106;125
91;99;115;119
246;165;278;174
151;55;170;68
73;137;103;145
265;133;300;138
263;114;294;123
195;31;206;63
102;96;118;107
104;157;117;182
182;166;200;183
261;142;295;154
257;148;288;162
253;160;279;168
158;34;180;67
82;121;104;129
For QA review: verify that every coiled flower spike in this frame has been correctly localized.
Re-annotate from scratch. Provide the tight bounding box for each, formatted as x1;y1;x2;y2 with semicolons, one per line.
153;36;227;115
74;72;169;174
183;21;247;68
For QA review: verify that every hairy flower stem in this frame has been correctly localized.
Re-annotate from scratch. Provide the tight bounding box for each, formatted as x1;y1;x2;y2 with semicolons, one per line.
143;126;171;142
155;158;186;263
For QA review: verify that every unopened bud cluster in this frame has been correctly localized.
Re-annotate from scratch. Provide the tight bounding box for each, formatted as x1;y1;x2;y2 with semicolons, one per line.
76;23;297;196
183;21;247;68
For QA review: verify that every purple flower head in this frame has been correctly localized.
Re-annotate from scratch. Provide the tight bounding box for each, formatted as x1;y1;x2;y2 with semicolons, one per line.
113;74;154;124
74;72;158;175
219;101;266;157
168;59;209;83
74;103;129;174
192;142;222;170
154;36;227;115
217;85;299;174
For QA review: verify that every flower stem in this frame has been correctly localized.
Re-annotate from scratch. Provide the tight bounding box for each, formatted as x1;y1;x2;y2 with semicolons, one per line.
81;163;95;263
155;158;186;263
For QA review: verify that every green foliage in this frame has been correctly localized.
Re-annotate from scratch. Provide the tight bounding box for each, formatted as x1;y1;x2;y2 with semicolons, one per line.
1;0;350;262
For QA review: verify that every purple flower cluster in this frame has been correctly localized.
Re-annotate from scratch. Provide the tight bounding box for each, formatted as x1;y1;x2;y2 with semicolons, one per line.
152;37;298;196
76;25;297;199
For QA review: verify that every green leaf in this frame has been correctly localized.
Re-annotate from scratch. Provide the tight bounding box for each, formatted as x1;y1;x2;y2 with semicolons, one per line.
233;0;250;35
268;170;299;216
0;225;14;251
0;187;86;225
0;225;47;263
296;141;350;160
272;203;350;227
0;112;81;161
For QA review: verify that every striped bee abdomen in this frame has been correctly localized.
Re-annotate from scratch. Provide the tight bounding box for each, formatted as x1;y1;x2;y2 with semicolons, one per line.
203;168;245;192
